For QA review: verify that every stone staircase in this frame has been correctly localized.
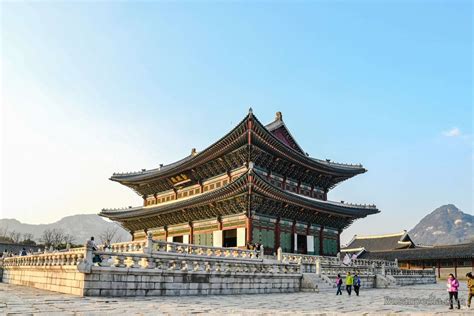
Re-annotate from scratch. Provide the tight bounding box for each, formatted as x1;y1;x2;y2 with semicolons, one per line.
301;273;335;292
375;274;398;288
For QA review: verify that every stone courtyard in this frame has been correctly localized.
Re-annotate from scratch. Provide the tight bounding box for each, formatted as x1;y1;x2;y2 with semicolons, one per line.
1;282;472;315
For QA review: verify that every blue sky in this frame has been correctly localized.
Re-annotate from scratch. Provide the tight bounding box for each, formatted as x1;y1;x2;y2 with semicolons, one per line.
1;1;472;243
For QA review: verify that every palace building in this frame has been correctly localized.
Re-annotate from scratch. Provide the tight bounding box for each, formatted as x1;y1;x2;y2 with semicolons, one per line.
342;231;474;279
100;110;379;255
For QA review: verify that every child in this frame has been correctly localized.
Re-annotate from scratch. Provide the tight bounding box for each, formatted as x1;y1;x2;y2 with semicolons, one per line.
447;273;460;309
336;274;343;295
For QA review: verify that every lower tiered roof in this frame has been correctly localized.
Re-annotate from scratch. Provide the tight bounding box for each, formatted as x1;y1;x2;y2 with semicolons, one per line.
101;167;379;232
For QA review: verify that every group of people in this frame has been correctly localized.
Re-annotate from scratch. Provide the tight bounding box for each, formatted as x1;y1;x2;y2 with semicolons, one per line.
1;248;36;258
336;272;361;296
447;272;474;310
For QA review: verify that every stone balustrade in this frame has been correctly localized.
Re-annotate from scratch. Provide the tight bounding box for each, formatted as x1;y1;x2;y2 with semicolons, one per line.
351;258;398;268
321;265;373;276
279;251;397;268
280;253;339;266
93;250;297;274
1;251;85;267
152;240;260;260
385;267;435;276
276;249;435;283
105;240;147;253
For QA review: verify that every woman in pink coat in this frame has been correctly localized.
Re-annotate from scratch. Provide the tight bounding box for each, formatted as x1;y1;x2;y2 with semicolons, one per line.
447;273;460;309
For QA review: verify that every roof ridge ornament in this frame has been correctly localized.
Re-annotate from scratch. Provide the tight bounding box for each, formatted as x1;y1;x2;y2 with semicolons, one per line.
248;161;254;171
275;111;282;121
191;148;197;156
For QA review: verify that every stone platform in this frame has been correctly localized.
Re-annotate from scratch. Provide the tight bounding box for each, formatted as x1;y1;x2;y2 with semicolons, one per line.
1;282;472;315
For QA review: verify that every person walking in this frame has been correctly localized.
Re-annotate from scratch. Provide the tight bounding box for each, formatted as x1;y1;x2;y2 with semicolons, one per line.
447;273;460;309
353;273;361;296
336;274;343;295
345;272;353;296
467;272;474;308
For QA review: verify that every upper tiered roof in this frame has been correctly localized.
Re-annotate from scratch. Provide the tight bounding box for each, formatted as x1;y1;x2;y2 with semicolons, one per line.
111;110;367;196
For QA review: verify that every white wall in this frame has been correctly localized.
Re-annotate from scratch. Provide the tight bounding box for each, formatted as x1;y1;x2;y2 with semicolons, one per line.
213;230;223;247
307;235;314;253
237;228;246;247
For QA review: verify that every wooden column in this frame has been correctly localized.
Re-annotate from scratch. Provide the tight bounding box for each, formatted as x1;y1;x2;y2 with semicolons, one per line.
291;220;296;253
245;217;252;244
438;260;441;278
319;226;324;255
189;222;194;244
275;218;281;252
297;181;301;194
282;176;287;190
164;226;168;241
454;259;458;278
337;229;341;254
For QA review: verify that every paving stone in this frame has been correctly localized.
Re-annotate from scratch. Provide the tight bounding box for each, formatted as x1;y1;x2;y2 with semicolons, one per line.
1;282;473;314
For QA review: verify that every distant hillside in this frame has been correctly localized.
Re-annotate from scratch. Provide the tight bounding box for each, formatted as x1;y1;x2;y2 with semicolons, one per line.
0;214;131;244
409;204;473;246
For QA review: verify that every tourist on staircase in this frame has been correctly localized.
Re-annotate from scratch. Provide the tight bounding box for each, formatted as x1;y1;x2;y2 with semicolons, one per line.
447;273;460;309
345;272;353;296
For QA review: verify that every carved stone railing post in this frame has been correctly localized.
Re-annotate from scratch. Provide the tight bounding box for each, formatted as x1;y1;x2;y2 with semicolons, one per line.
260;245;265;259
277;247;282;261
145;232;153;254
315;258;321;275
77;240;93;273
381;263;386;276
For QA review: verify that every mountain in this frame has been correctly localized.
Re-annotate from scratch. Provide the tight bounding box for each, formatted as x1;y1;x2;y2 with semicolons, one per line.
409;204;473;246
0;214;131;245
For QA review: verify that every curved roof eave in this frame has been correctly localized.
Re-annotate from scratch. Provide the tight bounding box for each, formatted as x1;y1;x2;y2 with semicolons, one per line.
101;169;379;221
110;111;366;184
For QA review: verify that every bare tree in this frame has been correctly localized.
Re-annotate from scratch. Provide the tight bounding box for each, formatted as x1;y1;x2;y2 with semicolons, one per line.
22;233;34;242
40;229;55;247
51;228;66;247
63;233;76;245
8;230;22;243
0;225;9;238
99;226;120;244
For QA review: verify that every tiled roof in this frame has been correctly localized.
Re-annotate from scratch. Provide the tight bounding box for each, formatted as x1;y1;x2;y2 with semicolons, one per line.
359;242;474;260
343;231;414;251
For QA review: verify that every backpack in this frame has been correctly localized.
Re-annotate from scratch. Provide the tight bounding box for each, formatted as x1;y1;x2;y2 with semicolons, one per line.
355;277;361;286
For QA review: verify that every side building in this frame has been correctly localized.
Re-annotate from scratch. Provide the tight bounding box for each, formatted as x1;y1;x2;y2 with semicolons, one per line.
342;231;474;280
100;110;379;255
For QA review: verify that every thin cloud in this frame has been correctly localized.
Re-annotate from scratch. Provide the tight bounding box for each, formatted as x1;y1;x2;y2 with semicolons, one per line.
443;127;461;137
